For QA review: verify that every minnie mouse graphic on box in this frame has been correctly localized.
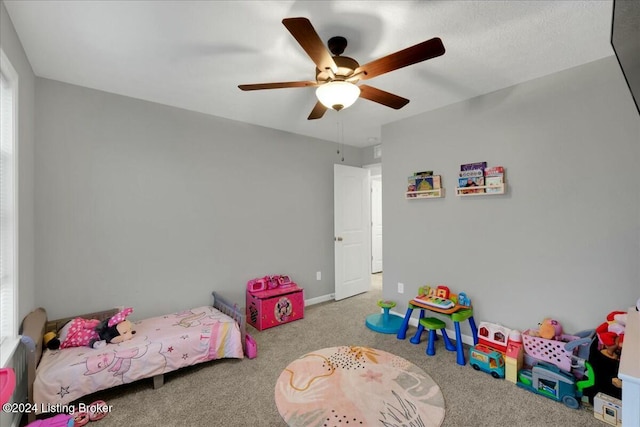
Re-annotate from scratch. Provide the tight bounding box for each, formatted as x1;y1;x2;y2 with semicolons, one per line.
275;297;293;322
44;308;136;350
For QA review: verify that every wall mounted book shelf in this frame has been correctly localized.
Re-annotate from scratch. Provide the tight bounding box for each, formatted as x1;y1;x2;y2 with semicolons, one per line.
455;182;506;196
406;188;445;199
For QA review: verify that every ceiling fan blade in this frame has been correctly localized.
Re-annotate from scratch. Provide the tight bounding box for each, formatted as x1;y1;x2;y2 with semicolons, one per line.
307;101;328;120
238;81;318;91
355;37;445;81
358;85;410;109
282;17;338;74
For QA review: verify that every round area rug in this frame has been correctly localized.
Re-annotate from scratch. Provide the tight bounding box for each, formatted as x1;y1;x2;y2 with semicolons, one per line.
274;346;445;427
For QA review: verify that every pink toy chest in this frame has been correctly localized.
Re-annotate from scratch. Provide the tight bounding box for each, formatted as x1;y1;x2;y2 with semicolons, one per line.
246;285;304;331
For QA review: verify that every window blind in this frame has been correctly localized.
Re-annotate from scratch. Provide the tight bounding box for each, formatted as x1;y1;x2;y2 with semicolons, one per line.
0;51;17;355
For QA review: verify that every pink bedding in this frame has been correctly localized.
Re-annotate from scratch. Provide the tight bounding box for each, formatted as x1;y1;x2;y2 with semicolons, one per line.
34;306;243;408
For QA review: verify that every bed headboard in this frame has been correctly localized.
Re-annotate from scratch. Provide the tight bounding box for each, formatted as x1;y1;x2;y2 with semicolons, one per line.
21;307;119;368
19;307;119;422
20;308;47;370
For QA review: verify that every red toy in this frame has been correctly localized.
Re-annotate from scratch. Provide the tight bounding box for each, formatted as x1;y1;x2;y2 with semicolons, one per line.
595;310;626;359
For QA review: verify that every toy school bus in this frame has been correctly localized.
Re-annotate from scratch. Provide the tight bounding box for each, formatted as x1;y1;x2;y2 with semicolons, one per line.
469;344;505;379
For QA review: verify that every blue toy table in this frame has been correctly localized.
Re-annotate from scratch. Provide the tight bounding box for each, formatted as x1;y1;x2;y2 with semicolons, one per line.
397;297;478;365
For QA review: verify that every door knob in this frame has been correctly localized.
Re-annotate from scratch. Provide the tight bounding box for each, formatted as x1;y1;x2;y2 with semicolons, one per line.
335;237;343;241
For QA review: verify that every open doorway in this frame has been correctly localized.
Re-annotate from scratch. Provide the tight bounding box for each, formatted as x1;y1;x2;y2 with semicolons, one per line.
365;163;382;290
371;175;382;273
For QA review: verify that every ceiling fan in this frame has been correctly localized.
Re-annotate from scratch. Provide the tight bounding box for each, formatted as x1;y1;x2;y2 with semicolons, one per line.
238;17;445;120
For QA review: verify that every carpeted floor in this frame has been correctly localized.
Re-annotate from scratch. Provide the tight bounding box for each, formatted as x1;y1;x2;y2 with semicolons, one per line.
55;273;603;427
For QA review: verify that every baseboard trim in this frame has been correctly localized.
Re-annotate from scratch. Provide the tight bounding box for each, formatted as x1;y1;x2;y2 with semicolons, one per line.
305;293;334;306
390;310;475;346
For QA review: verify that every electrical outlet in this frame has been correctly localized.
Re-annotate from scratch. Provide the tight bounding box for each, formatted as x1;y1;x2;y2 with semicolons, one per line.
398;282;404;294
316;271;321;280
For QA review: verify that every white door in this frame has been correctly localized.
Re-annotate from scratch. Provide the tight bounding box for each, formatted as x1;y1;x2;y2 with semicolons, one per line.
334;164;371;300
371;176;383;273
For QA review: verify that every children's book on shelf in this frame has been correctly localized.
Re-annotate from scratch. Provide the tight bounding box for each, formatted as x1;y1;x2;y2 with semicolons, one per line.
407;171;442;197
459;169;483;178
485;177;502;193
484;166;504;193
459;162;486;194
415;176;434;192
458;176;484;194
460;161;487;172
406;181;417;197
416;176;442;191
484;166;504;176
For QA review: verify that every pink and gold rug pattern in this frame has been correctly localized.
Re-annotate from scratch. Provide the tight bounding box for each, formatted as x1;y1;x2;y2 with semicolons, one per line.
275;346;445;427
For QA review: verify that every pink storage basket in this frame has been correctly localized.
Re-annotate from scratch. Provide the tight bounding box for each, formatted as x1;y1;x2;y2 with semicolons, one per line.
245;333;257;359
522;329;580;372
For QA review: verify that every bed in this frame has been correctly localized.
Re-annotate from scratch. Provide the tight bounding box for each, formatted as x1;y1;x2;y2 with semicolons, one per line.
20;292;245;421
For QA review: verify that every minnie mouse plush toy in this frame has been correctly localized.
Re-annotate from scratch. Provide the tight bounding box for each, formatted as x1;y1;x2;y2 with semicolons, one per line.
45;308;136;350
94;307;136;347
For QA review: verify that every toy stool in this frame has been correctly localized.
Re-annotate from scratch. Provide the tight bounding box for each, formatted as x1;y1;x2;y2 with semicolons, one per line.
365;300;404;334
419;317;455;356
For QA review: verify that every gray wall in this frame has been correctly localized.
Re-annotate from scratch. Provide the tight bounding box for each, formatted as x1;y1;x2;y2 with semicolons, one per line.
1;1;36;323
382;56;640;335
35;79;362;320
362;144;381;166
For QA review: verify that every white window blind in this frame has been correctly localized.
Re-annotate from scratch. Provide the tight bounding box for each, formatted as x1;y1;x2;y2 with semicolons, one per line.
0;49;18;365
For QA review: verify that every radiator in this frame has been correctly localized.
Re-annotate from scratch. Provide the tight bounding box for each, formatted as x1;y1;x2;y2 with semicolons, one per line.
0;341;28;427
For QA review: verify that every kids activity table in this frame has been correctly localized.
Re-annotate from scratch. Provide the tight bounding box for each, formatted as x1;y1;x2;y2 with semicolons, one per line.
397;294;478;365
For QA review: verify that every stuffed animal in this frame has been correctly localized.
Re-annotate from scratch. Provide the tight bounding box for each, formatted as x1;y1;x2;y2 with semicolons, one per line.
45;308;136;350
537;318;563;340
584;309;628;402
595;310;626;359
94;308;136;346
43;331;61;350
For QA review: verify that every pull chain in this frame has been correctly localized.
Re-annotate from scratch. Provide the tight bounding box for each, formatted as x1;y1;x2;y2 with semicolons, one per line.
337;120;344;162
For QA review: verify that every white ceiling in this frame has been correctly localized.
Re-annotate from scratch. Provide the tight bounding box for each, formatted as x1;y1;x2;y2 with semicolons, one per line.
4;1;615;148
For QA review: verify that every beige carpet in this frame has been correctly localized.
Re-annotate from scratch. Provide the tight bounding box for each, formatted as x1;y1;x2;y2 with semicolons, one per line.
274;346;445;427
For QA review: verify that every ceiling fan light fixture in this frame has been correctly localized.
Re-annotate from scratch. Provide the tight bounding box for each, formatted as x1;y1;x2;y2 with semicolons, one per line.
316;81;360;111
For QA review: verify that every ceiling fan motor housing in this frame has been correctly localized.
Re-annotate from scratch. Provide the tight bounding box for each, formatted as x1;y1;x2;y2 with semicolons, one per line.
316;56;360;83
328;36;347;55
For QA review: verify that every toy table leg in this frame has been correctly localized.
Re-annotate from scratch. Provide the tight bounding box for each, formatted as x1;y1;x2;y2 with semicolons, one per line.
469;316;478;345
454;321;466;366
409;309;427;344
426;330;437;356
396;307;414;340
410;323;424;344
441;329;456;351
